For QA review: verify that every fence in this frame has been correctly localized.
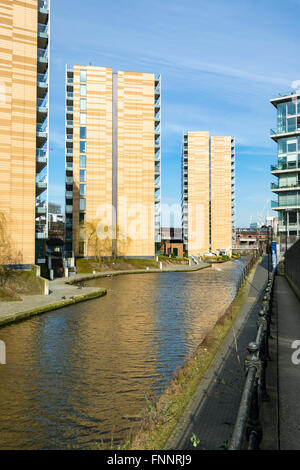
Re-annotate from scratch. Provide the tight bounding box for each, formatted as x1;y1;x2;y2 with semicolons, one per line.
285;238;300;292
229;270;274;450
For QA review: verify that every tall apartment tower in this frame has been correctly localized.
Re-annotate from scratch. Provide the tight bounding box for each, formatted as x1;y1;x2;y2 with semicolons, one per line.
270;91;300;253
0;0;50;267
65;66;161;258
181;132;235;256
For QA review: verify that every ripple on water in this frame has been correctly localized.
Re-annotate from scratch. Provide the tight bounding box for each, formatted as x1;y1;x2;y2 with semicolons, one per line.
0;258;248;449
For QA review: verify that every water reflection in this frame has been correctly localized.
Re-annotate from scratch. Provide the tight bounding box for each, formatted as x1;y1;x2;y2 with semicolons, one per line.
0;259;247;449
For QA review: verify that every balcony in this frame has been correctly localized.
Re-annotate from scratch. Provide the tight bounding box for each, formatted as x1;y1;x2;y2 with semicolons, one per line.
66;106;73;116
36;123;47;145
66;120;73;129
36;149;47;172
66;205;73;214
36;225;47;239
66;177;73;184
36;203;47;215
66;148;73;155
271;200;300;210
271;182;300;192
66;92;73;102
66;134;73;143
66;191;73;199
66;162;73;171
38;0;49;12
36;174;47;196
37;72;48;98
38;22;48;49
37;48;48;73
271;161;300;173
270;126;300;141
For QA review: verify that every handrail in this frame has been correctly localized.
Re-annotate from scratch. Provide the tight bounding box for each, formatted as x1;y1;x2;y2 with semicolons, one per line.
229;272;274;450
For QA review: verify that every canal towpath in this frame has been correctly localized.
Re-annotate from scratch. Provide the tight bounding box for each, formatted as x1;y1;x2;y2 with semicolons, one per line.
165;255;269;450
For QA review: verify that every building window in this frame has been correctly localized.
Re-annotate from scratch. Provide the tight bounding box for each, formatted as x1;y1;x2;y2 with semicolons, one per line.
80;155;86;168
80;70;87;83
80;84;86;96
80;184;86;196
80;113;86;125
80;198;86;211
79;213;86;223
80;127;86;139
80;169;86;182
80;141;86;153
80;98;86;111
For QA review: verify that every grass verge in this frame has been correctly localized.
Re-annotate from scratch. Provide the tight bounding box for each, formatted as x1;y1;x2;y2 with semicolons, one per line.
123;258;259;450
0;288;106;328
0;270;45;302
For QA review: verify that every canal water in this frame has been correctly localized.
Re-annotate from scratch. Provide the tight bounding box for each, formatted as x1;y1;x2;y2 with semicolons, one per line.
0;259;248;449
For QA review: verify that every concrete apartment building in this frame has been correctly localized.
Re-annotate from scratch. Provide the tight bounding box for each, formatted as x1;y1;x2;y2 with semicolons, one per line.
270;91;300;253
181;132;235;256
65;65;161;258
0;0;50;267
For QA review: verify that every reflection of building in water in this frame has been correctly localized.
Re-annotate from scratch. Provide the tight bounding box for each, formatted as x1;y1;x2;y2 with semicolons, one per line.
48;203;65;240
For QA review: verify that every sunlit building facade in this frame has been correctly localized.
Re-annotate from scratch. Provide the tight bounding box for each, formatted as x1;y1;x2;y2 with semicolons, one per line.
65;65;161;258
0;0;50;267
181;132;235;256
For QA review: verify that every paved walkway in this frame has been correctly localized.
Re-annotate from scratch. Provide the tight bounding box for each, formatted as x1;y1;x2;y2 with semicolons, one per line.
273;276;300;450
165;256;269;450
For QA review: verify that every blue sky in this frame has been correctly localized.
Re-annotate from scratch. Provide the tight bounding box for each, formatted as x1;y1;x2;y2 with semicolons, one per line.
49;0;300;227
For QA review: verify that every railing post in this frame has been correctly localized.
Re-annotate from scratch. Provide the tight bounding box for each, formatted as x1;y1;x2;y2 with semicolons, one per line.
245;342;263;449
257;309;270;402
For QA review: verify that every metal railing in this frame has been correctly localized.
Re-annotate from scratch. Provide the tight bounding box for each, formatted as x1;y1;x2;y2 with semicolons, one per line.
38;0;49;10
229;272;274;450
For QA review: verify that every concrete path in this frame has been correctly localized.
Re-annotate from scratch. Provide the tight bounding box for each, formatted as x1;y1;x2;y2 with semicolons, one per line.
275;276;300;450
165;256;269;450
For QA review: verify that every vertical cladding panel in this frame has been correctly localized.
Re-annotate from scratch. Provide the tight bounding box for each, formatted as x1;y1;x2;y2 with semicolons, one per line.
72;66;113;257
187;131;210;255
0;0;37;264
210;136;232;253
117;71;155;257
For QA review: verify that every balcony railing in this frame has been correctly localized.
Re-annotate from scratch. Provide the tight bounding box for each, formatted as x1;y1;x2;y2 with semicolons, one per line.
37;122;47;133
67;92;73;99
271;182;300;190
38;0;49;10
66;120;73;127
270;126;300;136
37;48;48;59
271;200;300;208
37;96;48;108
66;134;73;141
36;148;47;158
66;106;73;113
38;23;48;34
37;72;48;83
271;161;300;171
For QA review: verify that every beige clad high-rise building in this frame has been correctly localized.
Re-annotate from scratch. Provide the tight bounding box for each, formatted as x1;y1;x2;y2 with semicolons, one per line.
0;0;50;267
65;66;161;258
182;132;235;256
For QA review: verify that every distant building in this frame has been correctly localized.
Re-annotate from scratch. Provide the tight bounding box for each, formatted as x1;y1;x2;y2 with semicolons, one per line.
235;227;269;250
160;227;184;257
181;132;235;256
266;216;278;236
48;202;64;240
